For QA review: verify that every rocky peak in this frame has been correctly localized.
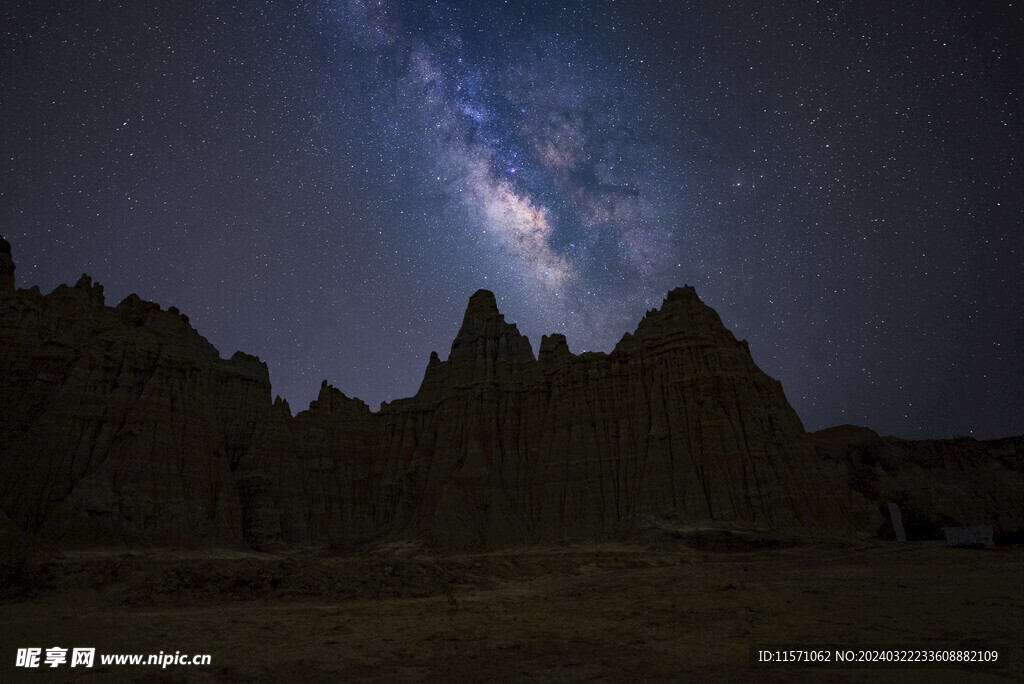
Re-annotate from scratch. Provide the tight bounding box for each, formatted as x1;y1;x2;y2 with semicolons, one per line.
227;350;271;383
648;285;713;322
414;350;448;398
623;285;735;349
461;289;501;324
307;380;370;418
447;289;535;383
453;290;529;345
116;293;161;327
665;284;700;302
1;234;16;293
74;273;105;305
538;333;571;363
272;395;292;415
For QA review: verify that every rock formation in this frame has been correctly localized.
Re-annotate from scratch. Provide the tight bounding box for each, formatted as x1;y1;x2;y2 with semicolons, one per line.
0;236;15;293
0;235;1017;550
812;426;1024;541
236;383;378;548
360;286;863;548
0;267;269;547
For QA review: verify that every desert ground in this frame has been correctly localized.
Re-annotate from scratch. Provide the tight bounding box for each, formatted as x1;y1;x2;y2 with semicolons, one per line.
1;532;1020;683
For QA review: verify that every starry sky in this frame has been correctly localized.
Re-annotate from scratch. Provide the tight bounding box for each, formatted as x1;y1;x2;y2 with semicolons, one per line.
2;1;1021;439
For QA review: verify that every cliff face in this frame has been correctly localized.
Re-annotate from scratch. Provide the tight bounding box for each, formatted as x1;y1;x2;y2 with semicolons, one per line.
210;286;866;549
357;286;862;549
0;236;14;293
4;236;1012;550
812;426;1024;541
236;383;378;548
0;273;270;547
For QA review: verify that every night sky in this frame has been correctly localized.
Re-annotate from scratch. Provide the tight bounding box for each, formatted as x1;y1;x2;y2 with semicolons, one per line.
2;1;1021;439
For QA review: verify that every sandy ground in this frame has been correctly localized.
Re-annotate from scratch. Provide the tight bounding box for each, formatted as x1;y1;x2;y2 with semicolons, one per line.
0;535;1020;682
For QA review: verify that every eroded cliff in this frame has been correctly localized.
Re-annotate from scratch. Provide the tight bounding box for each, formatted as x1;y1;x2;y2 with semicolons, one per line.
0;270;269;546
2;237;1014;550
812;426;1024;541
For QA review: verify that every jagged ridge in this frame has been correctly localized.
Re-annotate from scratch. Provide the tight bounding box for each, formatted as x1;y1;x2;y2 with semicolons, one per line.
1;237;1017;550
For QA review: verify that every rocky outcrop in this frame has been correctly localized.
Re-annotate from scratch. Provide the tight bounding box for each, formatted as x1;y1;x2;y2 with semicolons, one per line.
811;426;1024;541
0;264;270;547
361;285;863;549
234;285;866;550
1;235;1015;550
236;383;378;548
0;235;14;292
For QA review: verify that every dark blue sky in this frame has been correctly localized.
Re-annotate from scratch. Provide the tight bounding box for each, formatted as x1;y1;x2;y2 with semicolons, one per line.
2;0;1021;438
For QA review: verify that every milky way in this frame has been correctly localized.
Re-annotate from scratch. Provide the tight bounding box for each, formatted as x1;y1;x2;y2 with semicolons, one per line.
341;0;675;314
2;1;1021;438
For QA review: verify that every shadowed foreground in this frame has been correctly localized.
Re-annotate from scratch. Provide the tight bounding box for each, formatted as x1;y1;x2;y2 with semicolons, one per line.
0;538;1019;682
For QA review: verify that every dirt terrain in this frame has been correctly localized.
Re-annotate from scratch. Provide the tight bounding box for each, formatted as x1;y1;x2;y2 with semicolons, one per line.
0;534;1020;682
